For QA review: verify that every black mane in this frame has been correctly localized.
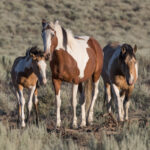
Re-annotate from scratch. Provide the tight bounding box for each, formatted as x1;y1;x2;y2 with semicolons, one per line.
61;27;67;50
120;44;136;59
122;44;135;56
26;46;44;57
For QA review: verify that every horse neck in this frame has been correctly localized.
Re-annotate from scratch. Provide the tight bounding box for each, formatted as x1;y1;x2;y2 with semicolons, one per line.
113;57;124;75
22;56;33;71
51;34;58;52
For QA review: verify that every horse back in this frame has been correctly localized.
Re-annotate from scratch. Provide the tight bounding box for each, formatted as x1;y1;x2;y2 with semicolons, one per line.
11;56;37;89
102;42;120;83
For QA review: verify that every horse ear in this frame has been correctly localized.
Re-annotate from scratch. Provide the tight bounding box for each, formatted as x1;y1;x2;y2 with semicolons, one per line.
42;19;46;27
121;47;126;55
133;44;137;53
55;20;59;25
50;22;55;29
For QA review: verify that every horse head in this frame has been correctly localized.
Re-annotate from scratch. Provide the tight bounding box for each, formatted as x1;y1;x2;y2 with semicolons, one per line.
119;44;138;85
41;19;59;60
29;47;47;85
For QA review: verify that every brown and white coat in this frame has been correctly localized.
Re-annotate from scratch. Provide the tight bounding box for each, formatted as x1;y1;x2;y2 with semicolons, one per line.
41;20;103;128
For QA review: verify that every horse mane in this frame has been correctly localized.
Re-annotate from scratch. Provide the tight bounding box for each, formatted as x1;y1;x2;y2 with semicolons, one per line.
55;23;75;50
121;44;135;58
61;27;68;50
26;46;44;57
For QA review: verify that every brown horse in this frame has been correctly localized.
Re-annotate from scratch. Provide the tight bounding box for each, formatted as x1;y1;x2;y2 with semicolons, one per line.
41;20;103;128
102;42;138;121
11;47;47;127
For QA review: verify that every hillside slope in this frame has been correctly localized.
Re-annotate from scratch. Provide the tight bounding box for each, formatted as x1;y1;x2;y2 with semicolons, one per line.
0;0;150;56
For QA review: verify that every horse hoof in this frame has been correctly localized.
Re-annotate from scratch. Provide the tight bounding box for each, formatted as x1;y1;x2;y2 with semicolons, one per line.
80;121;86;128
72;124;78;129
87;122;93;126
21;122;26;128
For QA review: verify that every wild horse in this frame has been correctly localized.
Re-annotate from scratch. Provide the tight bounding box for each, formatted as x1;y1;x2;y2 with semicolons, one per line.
11;47;47;127
41;20;103;128
102;42;138;121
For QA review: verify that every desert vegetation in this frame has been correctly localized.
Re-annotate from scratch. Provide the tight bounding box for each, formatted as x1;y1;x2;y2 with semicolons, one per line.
0;0;150;149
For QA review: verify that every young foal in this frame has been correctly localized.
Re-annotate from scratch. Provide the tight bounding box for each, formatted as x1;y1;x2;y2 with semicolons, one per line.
11;47;47;127
102;42;138;121
41;20;103;128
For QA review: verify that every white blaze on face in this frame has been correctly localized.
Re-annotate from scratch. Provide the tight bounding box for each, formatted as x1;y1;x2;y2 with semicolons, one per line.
135;62;138;80
38;60;47;83
129;61;138;84
42;29;51;53
129;74;134;85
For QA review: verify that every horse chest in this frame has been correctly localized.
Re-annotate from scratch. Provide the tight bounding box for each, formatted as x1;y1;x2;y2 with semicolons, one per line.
51;50;84;82
113;75;129;90
17;71;37;88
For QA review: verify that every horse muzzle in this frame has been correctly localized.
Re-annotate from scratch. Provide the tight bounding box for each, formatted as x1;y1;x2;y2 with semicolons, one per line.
39;76;47;85
42;78;47;85
127;75;134;85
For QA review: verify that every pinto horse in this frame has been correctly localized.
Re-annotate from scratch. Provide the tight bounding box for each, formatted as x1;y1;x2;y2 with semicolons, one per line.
102;42;138;121
11;47;47;127
41;20;103;128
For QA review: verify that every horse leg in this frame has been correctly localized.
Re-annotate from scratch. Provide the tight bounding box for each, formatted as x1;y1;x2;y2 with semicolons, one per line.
105;83;112;113
71;84;78;128
120;91;125;120
33;88;39;127
53;79;62;128
87;79;99;125
124;87;133;120
16;90;21;127
79;83;86;127
26;86;36;125
18;86;26;127
124;97;130;121
112;84;124;121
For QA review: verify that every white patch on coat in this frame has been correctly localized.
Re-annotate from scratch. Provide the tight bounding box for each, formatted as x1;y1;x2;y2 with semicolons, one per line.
88;79;99;123
19;90;26;127
38;60;47;79
55;25;89;78
28;86;36;113
72;84;78;127
56;90;61;127
66;36;89;78
112;84;124;121
107;47;121;76
15;57;32;75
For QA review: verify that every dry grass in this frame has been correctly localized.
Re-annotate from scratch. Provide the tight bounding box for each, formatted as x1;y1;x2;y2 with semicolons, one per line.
0;0;150;149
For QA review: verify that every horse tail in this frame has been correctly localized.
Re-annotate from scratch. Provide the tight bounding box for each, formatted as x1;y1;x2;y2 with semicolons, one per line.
79;77;93;113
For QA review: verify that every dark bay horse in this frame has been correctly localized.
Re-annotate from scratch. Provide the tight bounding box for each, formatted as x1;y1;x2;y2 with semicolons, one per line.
102;42;138;121
11;47;47;127
41;20;103;128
